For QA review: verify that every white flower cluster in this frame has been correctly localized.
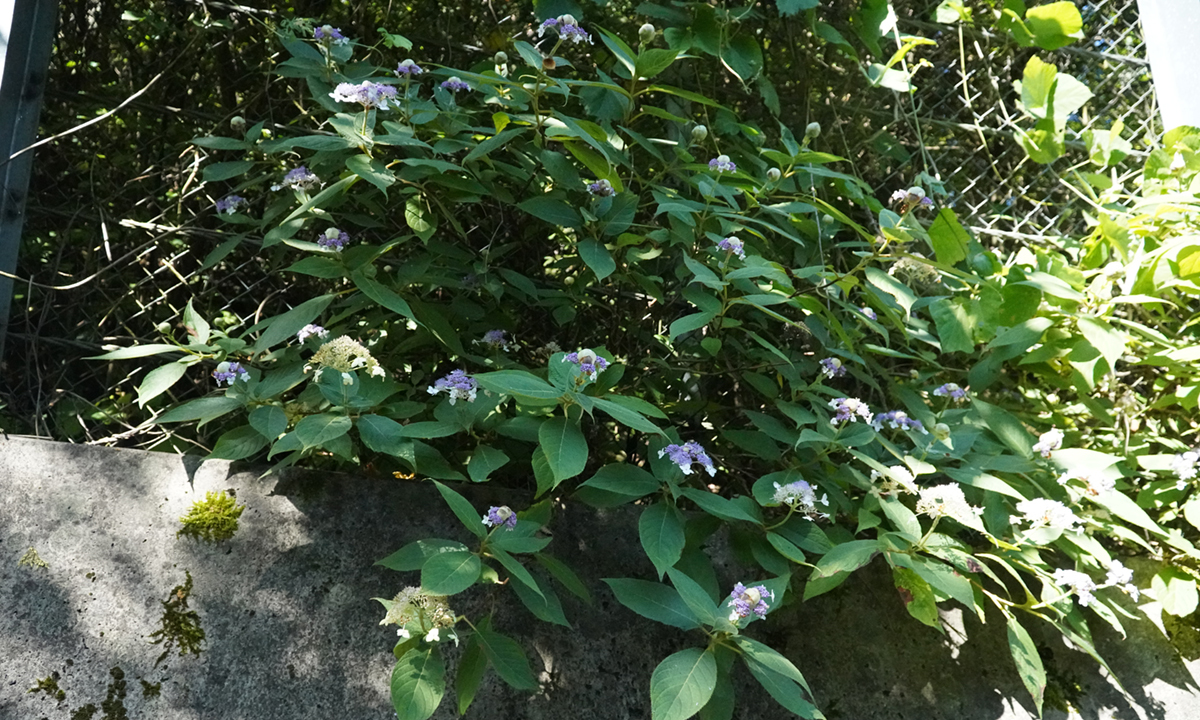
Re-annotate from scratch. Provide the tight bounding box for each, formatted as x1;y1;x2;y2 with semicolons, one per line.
1032;428;1064;458
1171;450;1198;489
306;336;387;384
916;484;981;525
1011;498;1083;532
1057;471;1115;497
871;466;917;495
379;586;456;641
1052;559;1138;607
771;480;830;520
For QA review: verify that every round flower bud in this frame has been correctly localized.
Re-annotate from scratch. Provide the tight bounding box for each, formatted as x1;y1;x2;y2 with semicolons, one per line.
691;124;708;143
907;186;926;199
933;423;951;441
156;321;172;334
909;369;920;380
639;23;656;42
821;214;835;226
494;50;508;64
766;167;781;182
559;14;577;25
230;116;246;131
542;56;557;71
805;121;821;138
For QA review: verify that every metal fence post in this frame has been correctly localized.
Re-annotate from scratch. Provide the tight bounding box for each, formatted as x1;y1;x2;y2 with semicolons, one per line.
0;0;57;361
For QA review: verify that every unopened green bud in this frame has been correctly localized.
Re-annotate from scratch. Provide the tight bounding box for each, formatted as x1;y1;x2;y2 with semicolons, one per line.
639;23;656;42
156;321;172;334
805;121;821;138
909;369;920;380
691;124;708;143
933;423;951;441
494;51;508;64
230;116;246;130
907;186;926;198
766;167;781;182
821;214;835;226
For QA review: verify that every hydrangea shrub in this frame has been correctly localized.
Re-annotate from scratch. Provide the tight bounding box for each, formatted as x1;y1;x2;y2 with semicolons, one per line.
96;14;1200;720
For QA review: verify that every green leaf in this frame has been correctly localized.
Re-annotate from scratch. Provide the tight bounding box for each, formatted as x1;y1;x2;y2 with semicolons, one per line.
294;414;352;448
640;501;687;578
743;657;820;718
669;311;717;341
666;568;719;625
509;568;570;627
475;370;563;402
578;238;617;280
391;647;446;720
518;195;582;228
251;294;336;352
679;488;760;524
208;424;267;461
490;546;544;599
182;299;210;344
137;362;188;408
720;35;762;83
468;445;510;483
191;136;249;150
650;648;717;720
357;414;405;454
730;636;811;693
1076;317;1125;372
346;154;395;195
456;636;487;716
1006;616;1045;716
538;416;588;485
635;49;679;80
249;405;288;440
420;550;481;595
591;397;664;435
474;627;538;690
432;480;487;538
812;539;880;580
579;462;660;498
972;398;1033;458
1025;1;1083;50
930;298;975;353
377;539;469;572
927;208;970;265
405;197;436;241
88;343;181;360
1152;568;1198;617
535;553;592;603
603;577;700;630
777;0;820;16
203;160;254;182
464;127;527;163
893;567;940;628
352;272;416;321
157;396;243;424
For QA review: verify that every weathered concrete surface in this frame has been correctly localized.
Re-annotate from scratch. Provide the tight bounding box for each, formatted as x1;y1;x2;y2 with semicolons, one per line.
1;434;1198;720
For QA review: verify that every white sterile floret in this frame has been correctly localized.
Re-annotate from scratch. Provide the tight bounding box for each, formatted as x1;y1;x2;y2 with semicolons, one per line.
1011;498;1083;531
1053;568;1098;607
916;484;981;524
771;480;829;519
1032;428;1064;458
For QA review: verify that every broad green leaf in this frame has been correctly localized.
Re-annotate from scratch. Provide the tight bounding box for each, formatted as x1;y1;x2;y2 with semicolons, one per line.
811;539;880;579
420;549;481;595
777;0;820;15
666;567;719;625
377;539;469;572
432;480;487;538
743;658;820;718
157;396;243;424
468;445;510;483
579;462;660;498
972;398;1033;458
490;546;544;599
927;208;970;265
251;294;336;352
1006;616;1045;716
930;297;975;353
603;577;700;630
893;567;940;628
208;424;267;461
538;416;588;486
88;343;181;360
346;154;395;195
474;627;538;690
509;568;569;627
640;501;687;577
650;648;717;720
730;636;811;693
679;488;760;524
518;195;582;228
249;405;288;440
1025;1;1083;50
137;362;188;408
357;414;405;454
294;414;352;448
182;299;210;344
1152;568;1199;617
475;370;563;402
391;647;446;720
352;272;416;321
635;48;679;80
203;160;254;182
578;238;617;279
591;397;664;435
669;311;716;340
456;636;487;715
536;553;592;603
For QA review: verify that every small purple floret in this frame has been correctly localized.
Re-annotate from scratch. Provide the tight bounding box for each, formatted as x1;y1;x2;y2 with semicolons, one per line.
587;179;615;197
440;77;470;92
727;582;773;620
483;505;518;530
215;195;246;215
658;441;716;477
427;369;478;405
708;155;736;173
212;361;249;386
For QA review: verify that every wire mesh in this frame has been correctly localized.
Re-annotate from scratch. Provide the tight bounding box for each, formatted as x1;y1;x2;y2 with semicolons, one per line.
0;0;1160;446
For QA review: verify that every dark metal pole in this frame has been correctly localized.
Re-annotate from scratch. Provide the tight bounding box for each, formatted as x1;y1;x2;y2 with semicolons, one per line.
0;0;57;361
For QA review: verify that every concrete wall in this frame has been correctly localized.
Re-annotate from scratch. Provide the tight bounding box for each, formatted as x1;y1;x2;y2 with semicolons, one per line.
1;435;1197;719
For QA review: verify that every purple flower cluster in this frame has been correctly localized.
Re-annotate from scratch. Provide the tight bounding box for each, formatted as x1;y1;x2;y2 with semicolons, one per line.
330;81;398;110
477;329;514;352
426;370;478;405
212;361;249;386
819;357;846;379
933;383;967;401
727;583;773;621
318;227;350;251
215;195;246;215
889;187;934;210
314;25;349;45
828;397;873;424
394;59;424;77
708;155;736;173
872;410;927;434
538;15;593;44
440;77;470;92
587;179;615;197
273;166;320;192
297;324;329;343
563;348;609;381
658;441;716;477
717;236;745;260
483;505;518;530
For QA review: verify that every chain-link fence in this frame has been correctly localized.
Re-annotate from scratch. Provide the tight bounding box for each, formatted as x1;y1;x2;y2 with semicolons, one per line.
0;0;1160;446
